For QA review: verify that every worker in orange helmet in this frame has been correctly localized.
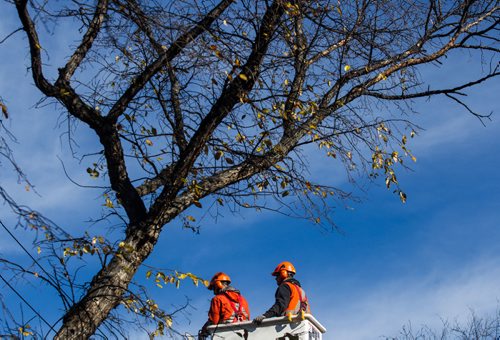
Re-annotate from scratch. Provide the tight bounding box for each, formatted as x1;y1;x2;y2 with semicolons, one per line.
253;261;310;324
199;272;250;338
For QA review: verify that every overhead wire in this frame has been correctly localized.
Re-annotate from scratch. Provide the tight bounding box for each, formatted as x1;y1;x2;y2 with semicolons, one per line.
0;218;57;285
0;218;70;337
0;218;115;339
0;273;56;334
0;218;73;303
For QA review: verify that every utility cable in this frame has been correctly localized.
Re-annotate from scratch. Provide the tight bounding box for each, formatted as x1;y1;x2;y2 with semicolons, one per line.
0;219;73;305
1;219;119;339
0;219;110;339
0;219;55;283
0;273;56;333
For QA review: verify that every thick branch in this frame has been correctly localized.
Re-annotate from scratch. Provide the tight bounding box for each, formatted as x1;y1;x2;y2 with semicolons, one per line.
14;0;56;96
106;0;235;122
56;0;109;82
15;0;104;128
167;62;188;152
149;0;287;219
97;122;148;223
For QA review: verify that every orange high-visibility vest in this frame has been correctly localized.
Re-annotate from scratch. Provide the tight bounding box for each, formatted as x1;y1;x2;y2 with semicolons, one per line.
283;282;310;315
220;293;250;323
208;291;250;324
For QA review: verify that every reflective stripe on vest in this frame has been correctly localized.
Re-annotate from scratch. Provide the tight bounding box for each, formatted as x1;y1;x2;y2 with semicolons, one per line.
283;282;310;315
221;293;249;323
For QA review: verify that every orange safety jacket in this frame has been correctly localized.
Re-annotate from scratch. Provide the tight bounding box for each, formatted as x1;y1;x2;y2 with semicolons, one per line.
208;289;250;324
283;281;310;315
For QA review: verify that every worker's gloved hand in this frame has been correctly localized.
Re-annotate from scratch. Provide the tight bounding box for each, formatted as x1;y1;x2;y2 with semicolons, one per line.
253;315;266;324
198;328;209;340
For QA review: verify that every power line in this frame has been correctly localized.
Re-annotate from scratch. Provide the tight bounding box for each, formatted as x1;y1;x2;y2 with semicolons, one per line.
0;219;75;311
0;219;55;283
0;219;115;338
0;219;73;299
0;273;56;334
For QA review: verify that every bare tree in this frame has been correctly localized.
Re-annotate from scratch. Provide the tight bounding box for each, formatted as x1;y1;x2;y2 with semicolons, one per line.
386;308;500;339
0;0;498;338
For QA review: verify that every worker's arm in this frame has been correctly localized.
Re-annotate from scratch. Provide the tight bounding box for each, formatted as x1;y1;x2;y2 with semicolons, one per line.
199;318;212;339
262;283;291;318
208;296;222;324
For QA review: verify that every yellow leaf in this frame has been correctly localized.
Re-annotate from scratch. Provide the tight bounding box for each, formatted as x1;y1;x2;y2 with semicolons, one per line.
104;198;114;208
37;246;41;254
239;74;248;81
0;102;8;119
399;191;407;203
165;316;173;328
59;88;71;97
145;139;153;146
214;150;224;160
187;215;196;222
344;65;351;72
392;151;399;162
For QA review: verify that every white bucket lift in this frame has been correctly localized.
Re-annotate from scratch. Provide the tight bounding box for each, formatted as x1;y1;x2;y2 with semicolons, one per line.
204;313;326;339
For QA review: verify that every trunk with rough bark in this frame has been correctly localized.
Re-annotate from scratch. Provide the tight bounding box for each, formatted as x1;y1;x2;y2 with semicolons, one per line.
54;225;160;339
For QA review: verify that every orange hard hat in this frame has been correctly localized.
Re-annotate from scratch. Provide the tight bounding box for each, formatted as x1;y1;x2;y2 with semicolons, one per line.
271;261;296;277
208;272;231;290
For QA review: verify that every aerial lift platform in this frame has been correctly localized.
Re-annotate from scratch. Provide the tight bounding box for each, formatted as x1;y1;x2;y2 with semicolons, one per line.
202;313;326;339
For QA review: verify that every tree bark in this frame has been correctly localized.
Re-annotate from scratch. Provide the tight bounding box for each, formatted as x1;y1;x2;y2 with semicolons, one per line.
54;223;160;339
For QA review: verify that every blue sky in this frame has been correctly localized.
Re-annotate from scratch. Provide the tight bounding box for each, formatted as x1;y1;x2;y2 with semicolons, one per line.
1;2;500;339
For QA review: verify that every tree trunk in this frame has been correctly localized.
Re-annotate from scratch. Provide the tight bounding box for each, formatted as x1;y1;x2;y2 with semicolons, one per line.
54;226;159;339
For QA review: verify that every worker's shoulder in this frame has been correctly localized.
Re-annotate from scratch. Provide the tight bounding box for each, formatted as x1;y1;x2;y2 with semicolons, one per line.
283;278;302;287
214;289;242;301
